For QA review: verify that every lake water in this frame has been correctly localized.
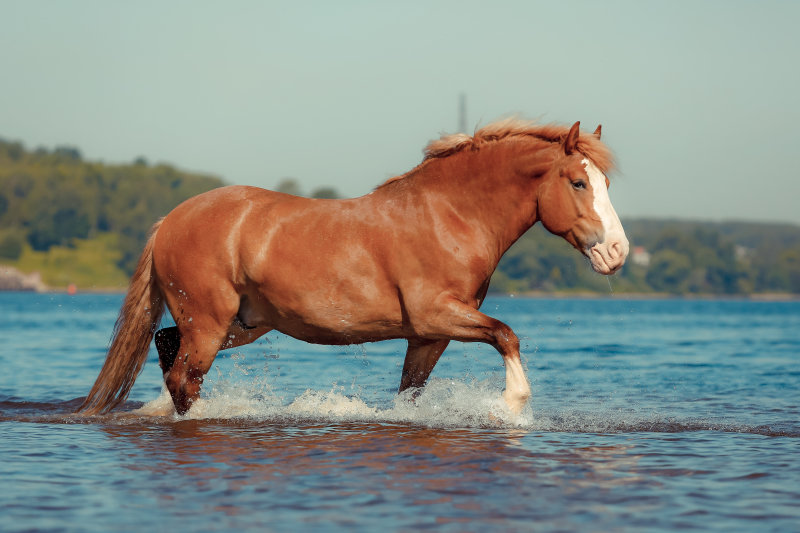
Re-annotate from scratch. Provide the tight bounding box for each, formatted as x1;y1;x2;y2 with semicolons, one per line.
1;293;798;532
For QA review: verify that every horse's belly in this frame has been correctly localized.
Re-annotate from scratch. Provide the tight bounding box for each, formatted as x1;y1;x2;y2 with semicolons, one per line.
239;292;405;345
235;204;411;344
280;320;404;345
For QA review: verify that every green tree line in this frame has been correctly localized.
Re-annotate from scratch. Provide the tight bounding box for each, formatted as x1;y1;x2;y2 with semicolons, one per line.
2;137;798;294
0;138;224;274
492;219;800;295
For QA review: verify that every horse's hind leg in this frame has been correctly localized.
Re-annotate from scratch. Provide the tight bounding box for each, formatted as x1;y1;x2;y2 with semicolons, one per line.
156;318;270;377
220;319;271;351
162;317;271;414
165;319;228;415
155;326;180;377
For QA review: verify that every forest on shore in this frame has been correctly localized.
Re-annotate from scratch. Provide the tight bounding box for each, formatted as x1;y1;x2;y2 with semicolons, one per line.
1;137;799;295
493;219;800;295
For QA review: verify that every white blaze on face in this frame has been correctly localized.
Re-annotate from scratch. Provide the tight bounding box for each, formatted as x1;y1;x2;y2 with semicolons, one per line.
582;158;629;273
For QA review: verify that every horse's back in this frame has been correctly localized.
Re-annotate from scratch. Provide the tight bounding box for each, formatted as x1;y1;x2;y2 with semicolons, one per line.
152;186;285;290
168;184;283;216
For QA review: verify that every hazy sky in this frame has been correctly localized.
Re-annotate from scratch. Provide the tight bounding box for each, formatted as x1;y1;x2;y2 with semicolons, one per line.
2;1;799;224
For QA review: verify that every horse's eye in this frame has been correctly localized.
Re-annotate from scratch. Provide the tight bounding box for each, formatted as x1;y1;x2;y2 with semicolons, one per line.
571;180;586;190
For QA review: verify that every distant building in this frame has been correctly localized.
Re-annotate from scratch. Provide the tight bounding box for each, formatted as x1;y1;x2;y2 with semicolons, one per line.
632;246;651;267
0;267;47;291
735;245;751;262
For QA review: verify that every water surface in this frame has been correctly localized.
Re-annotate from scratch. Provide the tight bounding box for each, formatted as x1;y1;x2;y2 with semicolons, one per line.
1;294;798;531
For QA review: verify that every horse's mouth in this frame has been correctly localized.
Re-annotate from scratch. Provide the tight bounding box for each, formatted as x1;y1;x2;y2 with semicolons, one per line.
586;240;628;275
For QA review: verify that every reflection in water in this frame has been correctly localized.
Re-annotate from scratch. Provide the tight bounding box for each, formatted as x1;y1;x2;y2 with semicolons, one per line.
3;295;799;531
95;417;656;527
2;403;798;530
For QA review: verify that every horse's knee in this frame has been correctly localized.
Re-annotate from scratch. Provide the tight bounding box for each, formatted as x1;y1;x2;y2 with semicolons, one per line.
491;322;520;356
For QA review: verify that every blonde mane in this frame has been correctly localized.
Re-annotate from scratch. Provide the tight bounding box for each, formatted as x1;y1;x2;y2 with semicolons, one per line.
423;117;615;173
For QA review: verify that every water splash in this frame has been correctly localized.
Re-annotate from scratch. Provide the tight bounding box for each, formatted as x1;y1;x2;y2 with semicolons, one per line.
127;367;800;437
134;377;531;428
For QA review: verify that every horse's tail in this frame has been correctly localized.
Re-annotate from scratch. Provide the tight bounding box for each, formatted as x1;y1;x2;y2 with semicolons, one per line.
77;219;166;415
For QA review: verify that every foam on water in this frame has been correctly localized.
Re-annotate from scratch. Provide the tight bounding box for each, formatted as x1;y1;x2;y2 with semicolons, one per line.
133;376;531;428
127;367;798;436
129;347;528;426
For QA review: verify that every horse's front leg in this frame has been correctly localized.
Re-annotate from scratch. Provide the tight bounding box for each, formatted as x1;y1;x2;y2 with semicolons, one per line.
416;297;531;414
399;339;450;394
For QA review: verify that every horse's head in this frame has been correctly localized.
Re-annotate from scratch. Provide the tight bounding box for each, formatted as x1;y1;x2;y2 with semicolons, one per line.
536;122;629;275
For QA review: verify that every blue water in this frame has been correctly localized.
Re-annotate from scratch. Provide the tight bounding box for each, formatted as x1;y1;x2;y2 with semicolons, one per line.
1;293;799;532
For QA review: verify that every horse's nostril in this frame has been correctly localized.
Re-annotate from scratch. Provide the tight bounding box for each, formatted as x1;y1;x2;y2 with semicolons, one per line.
609;242;621;260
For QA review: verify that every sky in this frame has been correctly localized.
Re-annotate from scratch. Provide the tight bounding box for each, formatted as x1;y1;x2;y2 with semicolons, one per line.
2;0;799;224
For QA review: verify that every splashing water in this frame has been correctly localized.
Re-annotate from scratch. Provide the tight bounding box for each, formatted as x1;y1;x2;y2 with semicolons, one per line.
134;372;532;429
128;352;798;437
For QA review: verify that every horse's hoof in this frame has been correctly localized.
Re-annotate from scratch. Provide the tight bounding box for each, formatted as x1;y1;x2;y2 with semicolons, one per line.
502;389;530;415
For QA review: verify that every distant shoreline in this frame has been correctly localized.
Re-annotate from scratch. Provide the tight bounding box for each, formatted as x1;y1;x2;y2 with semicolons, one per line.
3;285;797;302
494;291;800;301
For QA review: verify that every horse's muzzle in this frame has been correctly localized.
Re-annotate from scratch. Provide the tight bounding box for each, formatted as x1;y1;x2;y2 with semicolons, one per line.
587;237;629;275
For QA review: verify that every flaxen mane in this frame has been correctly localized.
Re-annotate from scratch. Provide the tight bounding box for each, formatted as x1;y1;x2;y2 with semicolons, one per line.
423;117;615;173
377;118;615;189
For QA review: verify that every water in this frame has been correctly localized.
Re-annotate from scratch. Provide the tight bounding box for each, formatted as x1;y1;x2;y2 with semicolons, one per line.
1;293;799;532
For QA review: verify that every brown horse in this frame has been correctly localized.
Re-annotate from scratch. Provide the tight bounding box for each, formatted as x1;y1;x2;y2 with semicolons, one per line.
78;118;629;416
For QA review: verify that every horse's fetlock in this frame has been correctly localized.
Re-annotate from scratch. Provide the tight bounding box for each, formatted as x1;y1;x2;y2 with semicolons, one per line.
502;387;531;415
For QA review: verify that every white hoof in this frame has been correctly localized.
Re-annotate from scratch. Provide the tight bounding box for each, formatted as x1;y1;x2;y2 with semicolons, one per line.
502;356;531;415
502;389;530;415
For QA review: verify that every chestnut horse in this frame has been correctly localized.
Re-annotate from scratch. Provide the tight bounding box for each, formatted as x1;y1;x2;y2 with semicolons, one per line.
78;118;628;416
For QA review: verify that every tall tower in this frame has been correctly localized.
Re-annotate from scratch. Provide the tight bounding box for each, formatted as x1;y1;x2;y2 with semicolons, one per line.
458;93;467;134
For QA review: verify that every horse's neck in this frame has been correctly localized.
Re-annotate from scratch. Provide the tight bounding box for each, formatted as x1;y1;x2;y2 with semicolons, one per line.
408;142;549;265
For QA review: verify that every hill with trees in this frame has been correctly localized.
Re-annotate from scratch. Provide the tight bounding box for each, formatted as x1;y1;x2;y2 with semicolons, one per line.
0;138;224;286
1;137;798;295
491;219;800;295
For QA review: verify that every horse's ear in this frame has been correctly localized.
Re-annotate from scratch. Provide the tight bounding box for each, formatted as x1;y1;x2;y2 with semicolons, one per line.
593;124;602;139
564;121;580;155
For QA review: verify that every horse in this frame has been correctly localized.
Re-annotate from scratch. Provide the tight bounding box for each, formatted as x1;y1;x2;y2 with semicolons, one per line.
77;118;629;416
